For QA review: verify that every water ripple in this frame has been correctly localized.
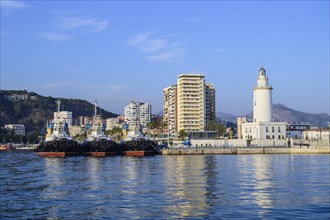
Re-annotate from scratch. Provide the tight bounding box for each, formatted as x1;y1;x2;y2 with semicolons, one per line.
1;152;329;219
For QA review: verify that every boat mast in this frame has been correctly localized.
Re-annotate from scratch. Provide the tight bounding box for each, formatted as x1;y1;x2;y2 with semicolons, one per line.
56;99;61;113
94;100;98;117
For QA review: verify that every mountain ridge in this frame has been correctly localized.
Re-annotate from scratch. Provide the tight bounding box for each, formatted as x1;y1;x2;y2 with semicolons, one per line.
220;103;329;128
0;90;118;132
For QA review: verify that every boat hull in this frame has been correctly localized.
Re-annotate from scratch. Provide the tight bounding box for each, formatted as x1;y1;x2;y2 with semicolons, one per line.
121;150;155;157
120;140;160;156
35;152;79;157
34;140;82;157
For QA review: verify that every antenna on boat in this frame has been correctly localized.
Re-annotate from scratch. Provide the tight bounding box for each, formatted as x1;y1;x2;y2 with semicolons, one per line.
56;99;61;113
94;100;98;118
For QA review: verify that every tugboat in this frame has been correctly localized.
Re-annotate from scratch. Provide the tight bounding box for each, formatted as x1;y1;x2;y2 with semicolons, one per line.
35;99;80;157
81;101;119;156
120;123;160;156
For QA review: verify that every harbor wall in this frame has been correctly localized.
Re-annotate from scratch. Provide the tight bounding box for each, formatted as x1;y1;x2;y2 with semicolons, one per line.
187;139;288;148
162;147;330;155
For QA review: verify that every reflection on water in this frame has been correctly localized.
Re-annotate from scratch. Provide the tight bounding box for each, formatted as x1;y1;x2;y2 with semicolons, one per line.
1;152;329;219
237;155;274;218
162;156;209;218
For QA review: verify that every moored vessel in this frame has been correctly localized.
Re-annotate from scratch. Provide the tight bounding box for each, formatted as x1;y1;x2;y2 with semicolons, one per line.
80;101;119;156
120;124;160;156
35;99;80;157
0;144;14;151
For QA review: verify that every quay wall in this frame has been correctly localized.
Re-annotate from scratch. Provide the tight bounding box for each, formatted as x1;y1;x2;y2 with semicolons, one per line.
162;147;330;155
189;139;288;148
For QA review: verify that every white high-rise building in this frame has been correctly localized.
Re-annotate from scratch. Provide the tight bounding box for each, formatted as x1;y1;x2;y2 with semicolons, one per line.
239;68;286;140
124;101;151;128
163;85;178;134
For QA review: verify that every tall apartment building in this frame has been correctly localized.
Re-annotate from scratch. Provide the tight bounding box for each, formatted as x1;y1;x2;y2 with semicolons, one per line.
206;84;216;124
163;74;216;133
177;74;206;131
163;85;178;134
124;101;151;128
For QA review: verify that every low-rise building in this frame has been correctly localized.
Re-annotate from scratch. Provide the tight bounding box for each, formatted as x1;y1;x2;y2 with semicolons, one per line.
106;118;120;130
237;117;247;139
242;122;286;140
5;124;25;136
302;128;330;141
286;124;311;139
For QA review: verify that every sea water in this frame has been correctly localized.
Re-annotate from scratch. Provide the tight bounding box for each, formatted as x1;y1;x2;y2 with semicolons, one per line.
1;151;329;219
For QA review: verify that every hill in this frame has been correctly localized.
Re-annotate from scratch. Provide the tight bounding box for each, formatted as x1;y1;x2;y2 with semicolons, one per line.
0;90;118;132
245;103;329;128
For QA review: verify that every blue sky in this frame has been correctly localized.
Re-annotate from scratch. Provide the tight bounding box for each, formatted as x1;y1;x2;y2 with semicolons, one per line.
1;1;329;116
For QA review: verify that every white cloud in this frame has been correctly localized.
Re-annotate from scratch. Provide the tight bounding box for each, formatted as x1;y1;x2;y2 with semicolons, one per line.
1;0;28;15
51;15;109;32
1;0;27;10
128;31;186;62
146;49;186;62
38;32;73;42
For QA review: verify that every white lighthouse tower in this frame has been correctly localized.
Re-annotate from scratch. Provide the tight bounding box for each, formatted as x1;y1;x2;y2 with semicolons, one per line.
238;67;287;143
253;67;273;123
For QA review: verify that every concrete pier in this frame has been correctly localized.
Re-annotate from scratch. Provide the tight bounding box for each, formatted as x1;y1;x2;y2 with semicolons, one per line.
162;147;330;155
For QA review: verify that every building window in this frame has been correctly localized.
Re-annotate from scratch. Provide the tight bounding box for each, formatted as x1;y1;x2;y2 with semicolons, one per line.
272;135;275;139
272;127;274;132
266;127;268;132
278;127;281;132
278;135;281;139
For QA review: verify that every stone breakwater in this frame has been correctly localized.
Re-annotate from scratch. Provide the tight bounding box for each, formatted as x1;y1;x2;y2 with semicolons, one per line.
162;147;330;155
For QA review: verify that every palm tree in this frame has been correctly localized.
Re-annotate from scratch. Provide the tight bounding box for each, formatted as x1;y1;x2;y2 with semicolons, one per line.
178;129;187;141
206;120;217;131
161;121;168;137
216;123;226;139
110;127;122;142
147;121;157;140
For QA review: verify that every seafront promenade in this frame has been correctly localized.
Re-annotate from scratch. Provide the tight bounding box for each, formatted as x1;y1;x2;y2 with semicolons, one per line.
162;147;330;155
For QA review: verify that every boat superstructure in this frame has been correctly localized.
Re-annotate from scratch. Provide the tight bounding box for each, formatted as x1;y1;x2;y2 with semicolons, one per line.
35;99;80;157
81;101;119;156
120;123;160;156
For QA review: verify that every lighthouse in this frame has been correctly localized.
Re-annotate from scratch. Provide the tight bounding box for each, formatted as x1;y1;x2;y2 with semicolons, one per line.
237;67;286;142
253;67;273;123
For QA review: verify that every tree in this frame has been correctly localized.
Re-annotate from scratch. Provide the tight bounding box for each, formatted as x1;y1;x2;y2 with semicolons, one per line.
13;103;22;117
110;127;122;142
206;120;226;139
178;129;187;141
205;120;217;131
147;121;157;140
161;121;168;137
215;123;226;139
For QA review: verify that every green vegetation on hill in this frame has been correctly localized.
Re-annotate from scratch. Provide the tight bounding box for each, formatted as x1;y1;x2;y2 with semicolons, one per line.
0;90;118;132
